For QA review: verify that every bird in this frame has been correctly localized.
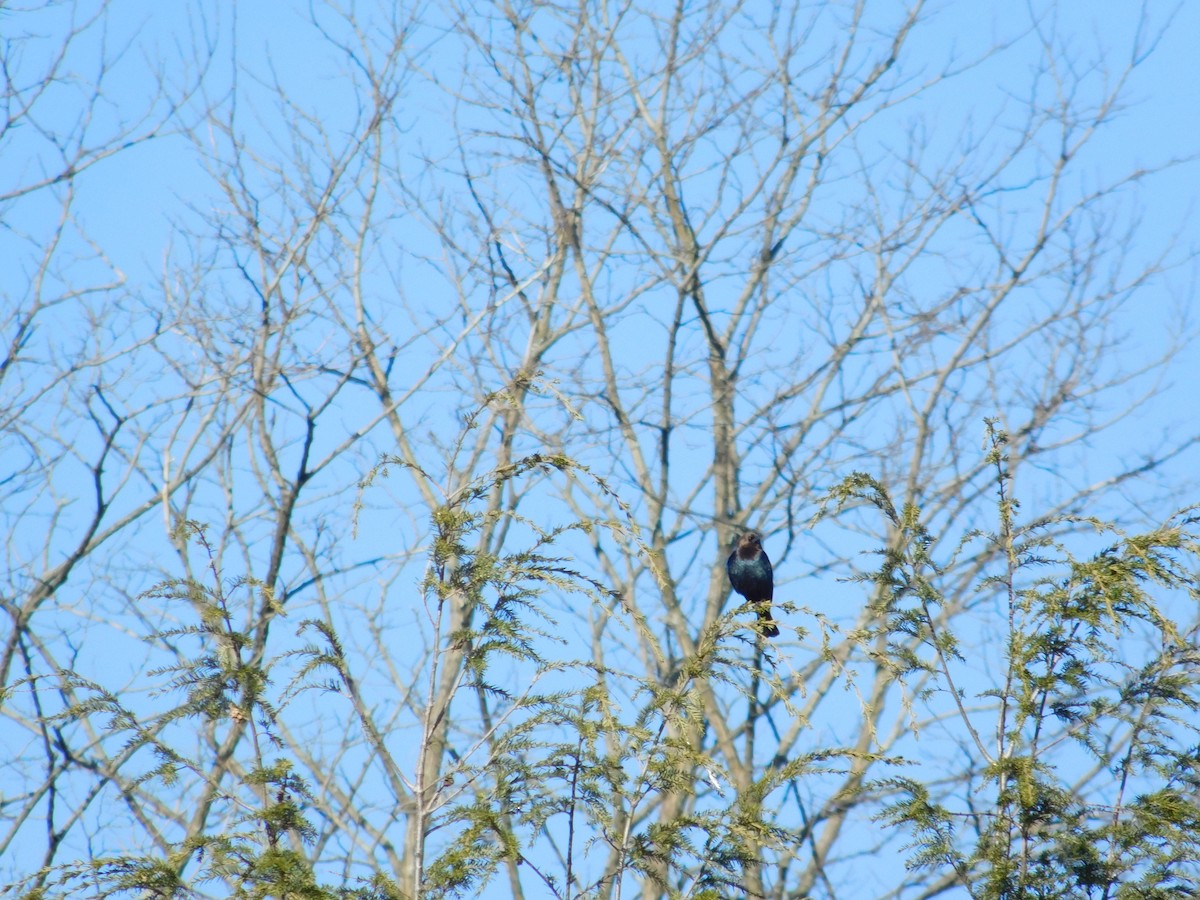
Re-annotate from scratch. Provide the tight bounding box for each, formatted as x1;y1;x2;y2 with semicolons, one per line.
726;532;779;638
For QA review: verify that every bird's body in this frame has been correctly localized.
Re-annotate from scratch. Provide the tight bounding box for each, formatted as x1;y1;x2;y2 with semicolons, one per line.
726;532;779;637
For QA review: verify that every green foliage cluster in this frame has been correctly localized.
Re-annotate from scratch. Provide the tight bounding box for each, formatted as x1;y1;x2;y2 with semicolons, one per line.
867;426;1200;899
8;427;1200;899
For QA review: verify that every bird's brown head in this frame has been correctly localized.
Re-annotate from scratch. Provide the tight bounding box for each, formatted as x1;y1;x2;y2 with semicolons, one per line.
735;532;762;557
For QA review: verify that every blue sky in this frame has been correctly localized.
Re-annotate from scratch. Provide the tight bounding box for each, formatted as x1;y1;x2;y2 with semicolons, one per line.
4;1;1200;896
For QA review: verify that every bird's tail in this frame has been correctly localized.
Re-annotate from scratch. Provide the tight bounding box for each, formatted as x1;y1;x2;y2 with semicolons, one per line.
756;602;780;638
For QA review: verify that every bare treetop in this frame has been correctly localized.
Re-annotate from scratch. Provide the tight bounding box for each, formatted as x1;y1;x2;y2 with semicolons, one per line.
2;2;1198;898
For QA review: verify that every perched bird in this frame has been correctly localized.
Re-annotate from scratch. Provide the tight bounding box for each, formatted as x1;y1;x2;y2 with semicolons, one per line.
726;532;779;638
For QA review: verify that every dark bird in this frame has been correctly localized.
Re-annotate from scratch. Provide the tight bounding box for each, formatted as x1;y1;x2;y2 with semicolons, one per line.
726;532;779;638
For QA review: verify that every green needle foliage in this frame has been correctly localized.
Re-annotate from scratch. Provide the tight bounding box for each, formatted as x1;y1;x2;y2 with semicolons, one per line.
9;428;1199;899
867;424;1200;899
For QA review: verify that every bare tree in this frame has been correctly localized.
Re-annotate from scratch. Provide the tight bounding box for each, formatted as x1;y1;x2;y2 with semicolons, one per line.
426;3;1198;894
0;0;218;877
3;1;1198;898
